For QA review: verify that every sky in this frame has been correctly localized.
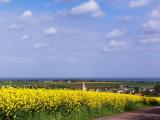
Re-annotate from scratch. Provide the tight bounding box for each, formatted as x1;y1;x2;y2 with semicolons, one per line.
0;0;160;78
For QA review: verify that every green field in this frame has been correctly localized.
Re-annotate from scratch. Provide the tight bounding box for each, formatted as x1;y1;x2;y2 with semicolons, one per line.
0;80;158;89
0;81;160;89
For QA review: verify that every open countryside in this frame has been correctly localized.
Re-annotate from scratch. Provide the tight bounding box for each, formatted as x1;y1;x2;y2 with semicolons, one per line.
1;0;160;119
0;80;160;120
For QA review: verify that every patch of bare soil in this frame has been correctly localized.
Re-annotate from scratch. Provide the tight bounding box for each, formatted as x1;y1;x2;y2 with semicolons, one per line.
94;107;160;120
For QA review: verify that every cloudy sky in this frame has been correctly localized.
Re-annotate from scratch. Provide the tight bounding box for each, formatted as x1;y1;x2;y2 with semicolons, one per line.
0;0;160;78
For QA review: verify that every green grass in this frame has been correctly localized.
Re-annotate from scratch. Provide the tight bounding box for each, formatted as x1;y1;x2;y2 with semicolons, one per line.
0;81;158;89
0;103;150;120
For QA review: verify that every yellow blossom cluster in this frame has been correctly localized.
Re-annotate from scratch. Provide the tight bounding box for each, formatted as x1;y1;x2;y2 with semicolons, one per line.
0;88;158;118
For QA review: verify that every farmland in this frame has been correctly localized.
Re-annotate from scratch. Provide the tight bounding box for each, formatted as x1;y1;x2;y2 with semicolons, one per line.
0;87;159;120
0;80;158;89
0;81;160;120
0;81;159;120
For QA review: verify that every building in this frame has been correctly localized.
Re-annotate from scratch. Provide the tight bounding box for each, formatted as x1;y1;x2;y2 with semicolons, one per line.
82;82;87;91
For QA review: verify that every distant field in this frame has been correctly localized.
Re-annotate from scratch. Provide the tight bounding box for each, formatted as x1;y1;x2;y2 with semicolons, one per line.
0;81;158;89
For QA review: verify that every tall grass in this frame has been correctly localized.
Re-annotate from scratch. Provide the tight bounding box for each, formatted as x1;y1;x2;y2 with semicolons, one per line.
0;103;149;120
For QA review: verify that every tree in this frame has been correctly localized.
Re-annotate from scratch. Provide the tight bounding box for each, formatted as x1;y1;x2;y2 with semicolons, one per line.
154;85;160;95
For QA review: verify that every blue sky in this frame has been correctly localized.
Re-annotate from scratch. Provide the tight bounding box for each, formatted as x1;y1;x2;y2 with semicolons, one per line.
0;0;160;78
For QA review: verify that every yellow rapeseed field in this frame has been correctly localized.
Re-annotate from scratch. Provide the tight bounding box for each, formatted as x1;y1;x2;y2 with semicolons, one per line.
0;88;159;119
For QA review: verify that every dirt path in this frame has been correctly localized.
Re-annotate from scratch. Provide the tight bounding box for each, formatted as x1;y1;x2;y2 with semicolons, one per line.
94;107;160;120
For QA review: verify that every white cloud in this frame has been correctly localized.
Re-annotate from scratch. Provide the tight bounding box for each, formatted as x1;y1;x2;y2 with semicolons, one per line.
140;38;160;44
21;10;33;18
34;42;48;49
70;0;104;17
0;0;11;3
108;40;127;48
140;8;160;46
138;33;160;44
143;19;160;31
91;11;104;17
150;9;160;18
129;0;149;8
143;8;160;32
44;27;57;35
104;40;128;52
10;24;19;29
21;35;29;40
106;29;126;39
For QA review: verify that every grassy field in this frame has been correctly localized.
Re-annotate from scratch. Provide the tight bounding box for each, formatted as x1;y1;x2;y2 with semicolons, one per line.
0;81;158;89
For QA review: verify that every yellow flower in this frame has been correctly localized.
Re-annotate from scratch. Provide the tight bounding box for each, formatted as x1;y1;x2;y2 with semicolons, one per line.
0;87;158;118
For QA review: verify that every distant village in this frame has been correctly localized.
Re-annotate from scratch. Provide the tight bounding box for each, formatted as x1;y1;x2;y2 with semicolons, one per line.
0;80;160;96
81;82;160;96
